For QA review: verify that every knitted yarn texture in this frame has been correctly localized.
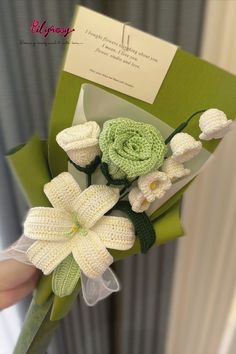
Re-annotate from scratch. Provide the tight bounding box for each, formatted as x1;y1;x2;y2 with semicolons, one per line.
24;172;135;283
128;187;151;213
99;117;167;179
170;132;202;163
199;108;232;140
56;121;101;167
162;157;190;181
138;171;172;202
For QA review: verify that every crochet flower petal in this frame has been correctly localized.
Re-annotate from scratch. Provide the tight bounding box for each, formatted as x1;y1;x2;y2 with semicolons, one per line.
75;185;119;229
99;117;167;179
72;231;113;279
170;132;202;163
24;207;73;241
138;171;172;202
199;109;232;140
56;122;101;167
91;216;135;250
161;157;190;181
44;172;81;213
56;121;100;150
27;239;73;275
128;187;151;213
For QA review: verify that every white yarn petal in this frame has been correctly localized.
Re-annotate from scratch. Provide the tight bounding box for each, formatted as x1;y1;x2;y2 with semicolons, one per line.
170;132;202;163
0;235;34;265
81;267;120;306
91;216;135;250
75;185;119;229
72;231;113;279
27;239;73;275
161;156;190;181
138;171;172;202
24;207;73;241
44;172;81;213
128;187;151;213
199;109;232;140
56;121;101;167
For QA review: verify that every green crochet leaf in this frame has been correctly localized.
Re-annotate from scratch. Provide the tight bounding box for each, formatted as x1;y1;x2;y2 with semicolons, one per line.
52;254;81;297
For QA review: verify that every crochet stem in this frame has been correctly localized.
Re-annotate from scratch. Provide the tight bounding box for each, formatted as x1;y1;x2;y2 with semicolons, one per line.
119;190;130;200
164;109;208;144
87;173;92;187
119;176;138;197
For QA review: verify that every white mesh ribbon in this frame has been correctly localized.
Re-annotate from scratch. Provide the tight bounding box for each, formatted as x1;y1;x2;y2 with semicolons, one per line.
81;267;120;306
0;235;34;265
0;236;120;306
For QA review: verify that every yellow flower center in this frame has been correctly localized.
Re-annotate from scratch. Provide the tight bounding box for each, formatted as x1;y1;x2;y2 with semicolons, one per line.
70;223;80;234
142;199;149;207
69;221;82;235
68;213;88;236
150;181;158;190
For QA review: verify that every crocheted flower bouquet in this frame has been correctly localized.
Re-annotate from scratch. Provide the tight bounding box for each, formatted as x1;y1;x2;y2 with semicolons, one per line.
1;38;236;351
1;82;234;351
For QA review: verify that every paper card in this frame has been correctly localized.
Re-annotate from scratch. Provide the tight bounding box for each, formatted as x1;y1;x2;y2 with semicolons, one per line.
64;6;177;104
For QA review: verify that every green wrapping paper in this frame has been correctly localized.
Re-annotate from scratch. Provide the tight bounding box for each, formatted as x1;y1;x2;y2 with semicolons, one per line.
6;41;236;353
6;135;52;207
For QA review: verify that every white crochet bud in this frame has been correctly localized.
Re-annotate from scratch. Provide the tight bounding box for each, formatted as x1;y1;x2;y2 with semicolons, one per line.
170;132;202;163
128;187;150;213
162;156;190;181
138;171;172;203
199;109;232;140
56;121;101;167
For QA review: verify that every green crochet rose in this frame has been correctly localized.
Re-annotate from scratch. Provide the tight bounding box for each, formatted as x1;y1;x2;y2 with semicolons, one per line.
99;117;167;179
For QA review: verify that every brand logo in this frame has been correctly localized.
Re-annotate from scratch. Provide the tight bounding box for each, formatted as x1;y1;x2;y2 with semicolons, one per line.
30;19;75;38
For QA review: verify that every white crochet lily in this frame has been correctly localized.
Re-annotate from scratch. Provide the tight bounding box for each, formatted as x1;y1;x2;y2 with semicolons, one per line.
162;156;190;181
24;172;135;279
128;187;151;213
199;108;232;140
138;171;172;203
170;132;202;163
56;121;101;167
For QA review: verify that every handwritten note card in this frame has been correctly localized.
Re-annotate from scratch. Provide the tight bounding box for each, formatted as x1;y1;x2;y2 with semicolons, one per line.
64;6;177;103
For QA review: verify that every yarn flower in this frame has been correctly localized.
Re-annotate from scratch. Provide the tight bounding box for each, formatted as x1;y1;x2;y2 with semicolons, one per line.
162;156;190;181
24;172;135;279
138;171;172;203
199;108;232;140
56;121;101;167
99;117;167;180
170;132;202;163
128;187;151;213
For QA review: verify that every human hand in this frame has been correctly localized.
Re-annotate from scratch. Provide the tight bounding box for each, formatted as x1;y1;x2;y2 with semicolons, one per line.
0;260;40;309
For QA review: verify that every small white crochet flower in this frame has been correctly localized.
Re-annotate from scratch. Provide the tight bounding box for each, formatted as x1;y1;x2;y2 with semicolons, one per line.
138;171;172;203
128;187;151;213
162;156;190;181
170;132;202;163
56;121;101;167
24;172;135;278
199;108;232;140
